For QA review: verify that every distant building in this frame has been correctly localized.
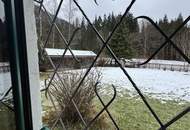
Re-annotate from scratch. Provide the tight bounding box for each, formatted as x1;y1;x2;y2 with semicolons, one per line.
44;48;97;70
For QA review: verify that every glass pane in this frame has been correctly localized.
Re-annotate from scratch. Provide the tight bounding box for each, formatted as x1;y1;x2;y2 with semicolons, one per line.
35;0;190;129
0;1;16;130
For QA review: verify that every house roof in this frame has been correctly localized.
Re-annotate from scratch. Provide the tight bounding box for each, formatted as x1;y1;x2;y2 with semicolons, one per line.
0;62;9;67
45;48;97;57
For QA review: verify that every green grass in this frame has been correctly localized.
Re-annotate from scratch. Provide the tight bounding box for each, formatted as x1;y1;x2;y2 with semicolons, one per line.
42;86;190;130
0;104;15;130
94;88;190;130
40;74;190;130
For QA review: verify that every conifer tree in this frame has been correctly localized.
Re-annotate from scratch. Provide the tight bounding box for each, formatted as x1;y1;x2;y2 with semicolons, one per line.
110;17;134;59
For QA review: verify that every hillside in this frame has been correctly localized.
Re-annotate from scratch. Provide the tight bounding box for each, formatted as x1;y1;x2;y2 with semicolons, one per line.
34;5;78;49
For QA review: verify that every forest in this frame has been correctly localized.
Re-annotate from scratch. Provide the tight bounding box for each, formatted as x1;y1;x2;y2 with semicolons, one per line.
78;13;190;61
35;6;190;61
0;6;190;62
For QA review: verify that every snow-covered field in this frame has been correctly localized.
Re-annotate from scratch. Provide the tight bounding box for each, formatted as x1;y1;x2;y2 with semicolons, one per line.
0;72;11;97
1;67;190;102
99;67;190;101
131;59;189;65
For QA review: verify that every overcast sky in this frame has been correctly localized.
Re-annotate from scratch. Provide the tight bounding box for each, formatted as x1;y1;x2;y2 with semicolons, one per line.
0;1;4;19
1;0;190;22
43;0;190;22
76;0;190;21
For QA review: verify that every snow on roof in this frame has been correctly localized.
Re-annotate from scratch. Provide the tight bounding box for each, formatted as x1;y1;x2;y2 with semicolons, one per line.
131;59;189;66
45;48;97;57
0;62;9;67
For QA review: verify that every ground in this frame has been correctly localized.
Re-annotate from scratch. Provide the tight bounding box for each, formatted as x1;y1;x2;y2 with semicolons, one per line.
0;66;190;129
40;67;190;130
0;104;15;130
100;67;190;101
94;87;190;130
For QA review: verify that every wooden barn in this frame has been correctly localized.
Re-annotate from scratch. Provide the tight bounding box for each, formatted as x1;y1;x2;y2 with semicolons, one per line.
45;48;97;70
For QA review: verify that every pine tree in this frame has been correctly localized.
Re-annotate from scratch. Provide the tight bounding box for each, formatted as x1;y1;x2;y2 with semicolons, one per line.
111;12;116;30
80;17;86;49
110;20;134;59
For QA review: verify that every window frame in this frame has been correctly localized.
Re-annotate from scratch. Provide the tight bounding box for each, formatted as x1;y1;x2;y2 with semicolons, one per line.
4;0;34;129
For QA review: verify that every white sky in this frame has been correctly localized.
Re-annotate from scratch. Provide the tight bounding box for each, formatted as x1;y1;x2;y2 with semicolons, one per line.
0;1;4;19
77;0;190;21
1;0;190;22
44;0;190;22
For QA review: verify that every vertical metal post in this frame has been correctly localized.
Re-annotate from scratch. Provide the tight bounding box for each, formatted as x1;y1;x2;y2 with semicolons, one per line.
4;0;33;129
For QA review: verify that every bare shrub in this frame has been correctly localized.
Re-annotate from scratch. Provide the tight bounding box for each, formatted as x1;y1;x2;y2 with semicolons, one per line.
97;58;107;67
45;68;109;128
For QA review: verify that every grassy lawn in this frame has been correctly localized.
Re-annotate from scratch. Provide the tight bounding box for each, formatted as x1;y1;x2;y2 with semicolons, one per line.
94;88;190;130
41;86;190;130
0;103;15;130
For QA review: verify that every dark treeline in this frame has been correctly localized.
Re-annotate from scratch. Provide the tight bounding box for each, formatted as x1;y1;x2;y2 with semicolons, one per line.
77;13;190;61
140;14;190;61
78;13;139;59
1;7;190;62
35;6;190;61
0;19;9;62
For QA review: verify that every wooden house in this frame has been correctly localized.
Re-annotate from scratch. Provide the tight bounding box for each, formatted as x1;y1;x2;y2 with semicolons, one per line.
45;48;97;70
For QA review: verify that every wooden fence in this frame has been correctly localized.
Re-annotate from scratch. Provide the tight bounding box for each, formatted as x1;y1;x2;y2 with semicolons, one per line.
98;58;190;72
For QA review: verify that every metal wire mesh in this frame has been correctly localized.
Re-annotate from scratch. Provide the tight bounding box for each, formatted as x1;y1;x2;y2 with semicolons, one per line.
0;0;13;112
31;0;190;129
0;87;13;111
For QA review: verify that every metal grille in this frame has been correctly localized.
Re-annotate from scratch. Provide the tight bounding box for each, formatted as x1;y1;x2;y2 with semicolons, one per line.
30;0;190;129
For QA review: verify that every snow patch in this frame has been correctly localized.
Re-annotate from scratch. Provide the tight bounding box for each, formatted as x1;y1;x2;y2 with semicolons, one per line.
100;67;190;101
